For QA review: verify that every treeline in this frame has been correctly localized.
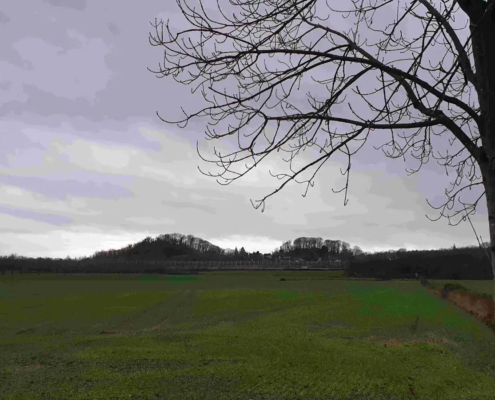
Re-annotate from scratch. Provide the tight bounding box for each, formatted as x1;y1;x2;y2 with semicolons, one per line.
0;233;358;274
347;243;492;280
89;233;358;263
274;237;355;261
0;232;492;280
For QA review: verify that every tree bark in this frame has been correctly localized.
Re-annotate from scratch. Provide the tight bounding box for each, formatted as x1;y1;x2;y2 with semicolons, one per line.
480;162;495;321
473;5;495;322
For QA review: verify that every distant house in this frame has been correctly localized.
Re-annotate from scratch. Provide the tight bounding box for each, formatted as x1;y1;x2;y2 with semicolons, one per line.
263;253;272;258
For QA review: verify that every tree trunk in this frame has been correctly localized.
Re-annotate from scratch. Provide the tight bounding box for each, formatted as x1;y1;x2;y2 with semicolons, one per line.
468;2;495;325
481;166;495;323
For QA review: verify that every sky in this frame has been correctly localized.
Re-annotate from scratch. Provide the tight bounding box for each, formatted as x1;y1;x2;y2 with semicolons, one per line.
0;0;488;259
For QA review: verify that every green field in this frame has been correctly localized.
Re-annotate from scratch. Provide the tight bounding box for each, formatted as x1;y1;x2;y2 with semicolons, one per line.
1;271;495;399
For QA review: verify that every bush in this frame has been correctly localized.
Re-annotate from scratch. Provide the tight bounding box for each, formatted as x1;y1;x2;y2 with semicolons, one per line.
441;283;468;299
419;276;431;288
443;283;468;292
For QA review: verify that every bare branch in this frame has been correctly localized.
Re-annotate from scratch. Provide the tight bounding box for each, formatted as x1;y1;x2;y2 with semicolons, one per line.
148;0;486;228
416;0;478;91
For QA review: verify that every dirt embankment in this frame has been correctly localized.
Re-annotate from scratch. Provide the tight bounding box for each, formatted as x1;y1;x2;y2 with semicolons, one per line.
420;278;495;331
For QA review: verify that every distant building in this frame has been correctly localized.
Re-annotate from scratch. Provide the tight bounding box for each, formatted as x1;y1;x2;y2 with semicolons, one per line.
263;253;272;258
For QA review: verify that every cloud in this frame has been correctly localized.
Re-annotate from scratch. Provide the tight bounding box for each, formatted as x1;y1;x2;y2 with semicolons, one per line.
8;32;112;101
0;11;10;24
161;199;217;215
42;0;88;12
0;205;72;226
0;173;134;200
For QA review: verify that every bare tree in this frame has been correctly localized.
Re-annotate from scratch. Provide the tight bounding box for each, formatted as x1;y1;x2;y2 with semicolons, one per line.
148;0;495;303
324;239;342;255
352;245;364;256
279;239;293;252
341;241;352;255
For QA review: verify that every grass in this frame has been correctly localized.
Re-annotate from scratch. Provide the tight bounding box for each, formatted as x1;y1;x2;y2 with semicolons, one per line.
1;271;495;399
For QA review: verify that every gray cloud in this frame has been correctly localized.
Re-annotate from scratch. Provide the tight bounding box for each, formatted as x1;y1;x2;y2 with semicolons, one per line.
42;0;88;11
0;11;10;24
0;172;135;200
0;205;72;225
107;23;121;36
161;200;217;215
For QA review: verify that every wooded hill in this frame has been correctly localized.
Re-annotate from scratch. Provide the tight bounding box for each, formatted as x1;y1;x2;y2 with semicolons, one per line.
0;232;491;280
86;233;355;262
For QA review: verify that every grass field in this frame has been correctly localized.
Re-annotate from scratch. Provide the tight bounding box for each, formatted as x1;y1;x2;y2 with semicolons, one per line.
1;271;495;399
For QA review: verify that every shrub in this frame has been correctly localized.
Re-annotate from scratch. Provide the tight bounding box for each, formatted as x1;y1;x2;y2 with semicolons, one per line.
443;283;468;292
419;276;431;288
441;283;468;299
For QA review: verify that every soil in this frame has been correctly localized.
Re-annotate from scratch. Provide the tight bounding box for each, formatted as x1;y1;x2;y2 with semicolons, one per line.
426;286;495;331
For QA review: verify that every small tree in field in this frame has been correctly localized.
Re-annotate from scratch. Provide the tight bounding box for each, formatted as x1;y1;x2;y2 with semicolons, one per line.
148;0;495;309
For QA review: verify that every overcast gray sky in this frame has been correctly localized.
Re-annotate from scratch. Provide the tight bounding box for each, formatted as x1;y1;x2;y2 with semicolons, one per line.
0;0;487;259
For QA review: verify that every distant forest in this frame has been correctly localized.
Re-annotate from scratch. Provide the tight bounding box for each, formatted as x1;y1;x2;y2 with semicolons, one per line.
0;232;492;280
87;233;357;262
0;232;355;264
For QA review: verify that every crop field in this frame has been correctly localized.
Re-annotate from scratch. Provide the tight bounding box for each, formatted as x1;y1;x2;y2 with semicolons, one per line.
1;271;495;399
